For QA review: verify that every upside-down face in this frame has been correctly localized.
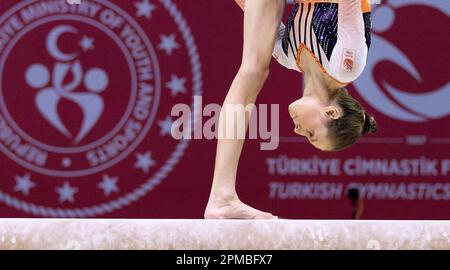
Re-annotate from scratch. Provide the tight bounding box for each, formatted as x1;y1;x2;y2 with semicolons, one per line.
288;97;341;151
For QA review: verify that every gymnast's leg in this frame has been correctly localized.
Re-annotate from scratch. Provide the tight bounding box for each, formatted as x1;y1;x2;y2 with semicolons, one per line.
204;0;284;219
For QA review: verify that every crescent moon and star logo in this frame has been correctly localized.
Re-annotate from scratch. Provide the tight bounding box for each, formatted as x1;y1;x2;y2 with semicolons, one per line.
46;25;79;61
0;0;202;217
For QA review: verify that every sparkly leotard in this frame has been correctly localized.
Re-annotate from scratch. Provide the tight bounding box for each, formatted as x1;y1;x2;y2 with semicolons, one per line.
272;0;372;85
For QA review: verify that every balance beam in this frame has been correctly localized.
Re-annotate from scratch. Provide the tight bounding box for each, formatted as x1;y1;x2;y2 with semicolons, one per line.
0;219;449;250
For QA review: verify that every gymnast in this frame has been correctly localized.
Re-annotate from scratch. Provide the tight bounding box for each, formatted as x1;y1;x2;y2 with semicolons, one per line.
205;0;377;219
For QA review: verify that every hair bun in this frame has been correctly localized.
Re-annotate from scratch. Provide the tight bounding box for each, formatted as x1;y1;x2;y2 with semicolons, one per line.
368;115;378;133
362;112;378;135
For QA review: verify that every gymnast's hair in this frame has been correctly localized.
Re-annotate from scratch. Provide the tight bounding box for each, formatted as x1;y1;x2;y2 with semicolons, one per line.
327;88;378;151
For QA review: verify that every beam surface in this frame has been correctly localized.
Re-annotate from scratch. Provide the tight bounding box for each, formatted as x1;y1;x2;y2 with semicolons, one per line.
0;219;449;250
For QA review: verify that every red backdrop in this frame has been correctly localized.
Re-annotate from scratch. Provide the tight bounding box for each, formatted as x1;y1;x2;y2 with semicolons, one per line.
0;0;448;219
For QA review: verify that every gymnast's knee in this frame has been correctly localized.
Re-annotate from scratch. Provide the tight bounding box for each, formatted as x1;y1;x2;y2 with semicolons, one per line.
237;65;269;90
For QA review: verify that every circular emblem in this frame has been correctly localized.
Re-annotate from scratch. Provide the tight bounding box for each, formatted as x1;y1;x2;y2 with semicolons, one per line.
0;0;202;216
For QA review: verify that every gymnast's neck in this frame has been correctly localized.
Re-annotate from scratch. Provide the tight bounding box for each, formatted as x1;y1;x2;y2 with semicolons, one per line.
301;53;342;105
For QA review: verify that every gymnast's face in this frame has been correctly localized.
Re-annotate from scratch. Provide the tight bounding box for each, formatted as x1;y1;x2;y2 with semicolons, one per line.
288;97;341;151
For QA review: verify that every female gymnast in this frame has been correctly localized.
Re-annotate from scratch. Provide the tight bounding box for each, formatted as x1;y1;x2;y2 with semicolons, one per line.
205;0;377;219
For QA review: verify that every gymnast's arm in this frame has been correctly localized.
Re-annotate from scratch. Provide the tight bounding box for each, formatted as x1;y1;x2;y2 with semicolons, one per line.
330;0;368;83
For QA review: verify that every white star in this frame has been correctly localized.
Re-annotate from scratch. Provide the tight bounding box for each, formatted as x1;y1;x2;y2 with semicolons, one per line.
134;151;156;174
56;182;78;203
158;34;180;55
14;173;35;196
98;174;119;197
165;74;187;96
135;0;157;19
62;157;72;168
79;36;94;51
158;116;174;137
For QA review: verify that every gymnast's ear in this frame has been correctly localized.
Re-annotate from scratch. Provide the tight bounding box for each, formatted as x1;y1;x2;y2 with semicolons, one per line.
324;106;341;120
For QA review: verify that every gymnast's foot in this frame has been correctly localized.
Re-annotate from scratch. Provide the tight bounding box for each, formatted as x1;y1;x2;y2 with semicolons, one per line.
204;196;277;219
